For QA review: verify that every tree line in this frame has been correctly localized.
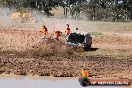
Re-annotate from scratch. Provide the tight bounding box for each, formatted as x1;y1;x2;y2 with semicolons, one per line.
0;0;132;21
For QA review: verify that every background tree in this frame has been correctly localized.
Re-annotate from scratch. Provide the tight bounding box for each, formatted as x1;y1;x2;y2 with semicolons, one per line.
0;0;131;21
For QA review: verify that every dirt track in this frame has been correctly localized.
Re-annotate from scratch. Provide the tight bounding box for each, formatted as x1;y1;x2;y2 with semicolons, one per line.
0;26;132;79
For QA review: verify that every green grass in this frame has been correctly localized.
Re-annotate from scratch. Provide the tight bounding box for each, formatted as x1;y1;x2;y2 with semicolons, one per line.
89;32;104;37
127;24;132;29
79;49;132;60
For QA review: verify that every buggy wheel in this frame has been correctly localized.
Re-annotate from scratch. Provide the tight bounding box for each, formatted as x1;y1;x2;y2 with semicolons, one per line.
84;33;92;50
79;77;91;87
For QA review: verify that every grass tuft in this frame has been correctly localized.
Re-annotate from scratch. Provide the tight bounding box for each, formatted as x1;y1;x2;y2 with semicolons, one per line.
89;32;103;37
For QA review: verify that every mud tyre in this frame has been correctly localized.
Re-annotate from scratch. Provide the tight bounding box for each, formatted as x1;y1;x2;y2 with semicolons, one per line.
84;33;92;50
79;77;91;87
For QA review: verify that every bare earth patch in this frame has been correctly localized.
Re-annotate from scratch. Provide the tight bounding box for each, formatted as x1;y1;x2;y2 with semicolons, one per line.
0;25;132;82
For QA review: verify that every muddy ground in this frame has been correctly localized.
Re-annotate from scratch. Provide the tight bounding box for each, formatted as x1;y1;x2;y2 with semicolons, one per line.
0;25;132;79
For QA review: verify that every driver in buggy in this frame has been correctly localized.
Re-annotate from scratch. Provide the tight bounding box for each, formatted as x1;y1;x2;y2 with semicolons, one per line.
66;27;92;50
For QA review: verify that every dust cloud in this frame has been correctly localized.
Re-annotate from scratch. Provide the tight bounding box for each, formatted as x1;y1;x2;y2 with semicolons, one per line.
0;7;101;34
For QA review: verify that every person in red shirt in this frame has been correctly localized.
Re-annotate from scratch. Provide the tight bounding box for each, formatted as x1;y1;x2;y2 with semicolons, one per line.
53;31;62;40
65;24;70;36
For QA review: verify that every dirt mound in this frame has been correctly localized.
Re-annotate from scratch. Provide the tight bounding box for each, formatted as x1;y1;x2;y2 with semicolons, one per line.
19;38;79;57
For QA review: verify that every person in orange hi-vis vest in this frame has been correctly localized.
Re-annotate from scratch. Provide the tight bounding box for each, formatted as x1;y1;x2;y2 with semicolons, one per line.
65;24;70;36
41;24;48;35
81;68;89;77
53;31;62;40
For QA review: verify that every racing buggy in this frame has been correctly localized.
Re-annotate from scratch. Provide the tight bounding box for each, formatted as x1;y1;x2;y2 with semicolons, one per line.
65;33;92;50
